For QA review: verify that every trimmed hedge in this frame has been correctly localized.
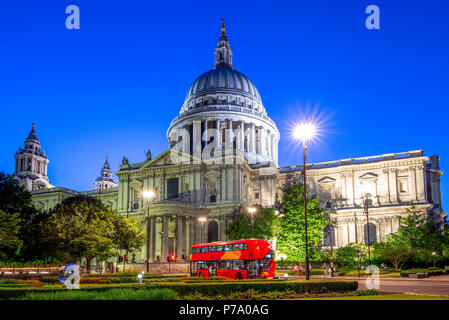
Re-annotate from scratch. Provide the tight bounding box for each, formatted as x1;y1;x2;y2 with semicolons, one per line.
0;280;357;300
400;268;445;277
143;280;358;296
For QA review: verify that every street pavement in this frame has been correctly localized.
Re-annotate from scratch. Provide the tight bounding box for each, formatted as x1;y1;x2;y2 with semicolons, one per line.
290;274;449;295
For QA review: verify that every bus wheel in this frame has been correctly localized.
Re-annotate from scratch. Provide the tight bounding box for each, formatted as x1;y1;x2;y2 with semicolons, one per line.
198;273;204;279
236;273;242;280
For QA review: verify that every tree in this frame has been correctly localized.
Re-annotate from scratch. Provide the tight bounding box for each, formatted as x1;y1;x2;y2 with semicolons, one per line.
0;210;22;260
45;195;119;273
334;243;368;268
225;206;280;241
112;215;145;270
276;181;326;261
387;203;441;251
385;202;445;267
377;244;414;270
0;172;52;261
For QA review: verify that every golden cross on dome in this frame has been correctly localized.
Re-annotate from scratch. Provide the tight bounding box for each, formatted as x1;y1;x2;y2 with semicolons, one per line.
221;18;226;33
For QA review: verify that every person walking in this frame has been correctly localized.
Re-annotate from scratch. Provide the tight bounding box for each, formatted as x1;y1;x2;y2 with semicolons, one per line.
322;263;328;277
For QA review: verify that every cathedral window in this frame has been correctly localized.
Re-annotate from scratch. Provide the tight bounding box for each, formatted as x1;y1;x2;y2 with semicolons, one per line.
207;221;219;242
255;192;259;199
323;224;335;247
364;223;377;245
167;178;179;199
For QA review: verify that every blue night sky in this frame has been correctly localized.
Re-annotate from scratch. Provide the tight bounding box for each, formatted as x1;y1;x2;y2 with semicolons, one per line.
0;1;448;207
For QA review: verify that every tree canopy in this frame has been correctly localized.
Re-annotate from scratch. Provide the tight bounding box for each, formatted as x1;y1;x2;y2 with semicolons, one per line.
45;195;144;272
225;205;280;241
276;181;326;261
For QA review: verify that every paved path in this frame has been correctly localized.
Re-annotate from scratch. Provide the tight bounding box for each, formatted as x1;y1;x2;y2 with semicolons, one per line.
289;274;449;295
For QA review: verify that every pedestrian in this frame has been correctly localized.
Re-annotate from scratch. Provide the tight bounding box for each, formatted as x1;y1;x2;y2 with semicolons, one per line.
322;263;328;277
293;264;298;276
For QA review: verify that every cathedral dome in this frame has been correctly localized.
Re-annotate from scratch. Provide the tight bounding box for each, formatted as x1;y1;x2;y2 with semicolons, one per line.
184;68;261;103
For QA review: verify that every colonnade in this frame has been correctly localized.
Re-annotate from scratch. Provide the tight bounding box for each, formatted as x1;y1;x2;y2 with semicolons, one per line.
171;118;278;163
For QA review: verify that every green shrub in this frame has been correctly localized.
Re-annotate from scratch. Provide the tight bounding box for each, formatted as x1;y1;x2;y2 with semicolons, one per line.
143;280;358;296
98;277;137;284
0;279;19;284
348;289;379;296
38;277;60;284
16;288;179;300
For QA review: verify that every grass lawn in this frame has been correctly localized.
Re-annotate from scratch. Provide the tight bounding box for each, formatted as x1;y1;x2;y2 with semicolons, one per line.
301;294;449;300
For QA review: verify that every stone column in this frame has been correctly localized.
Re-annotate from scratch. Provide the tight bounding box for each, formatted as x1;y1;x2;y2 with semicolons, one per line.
409;166;418;202
193;120;202;160
258;127;264;155
250;123;256;153
416;165;425;201
383;169;391;204
346;172;355;206
188;216;194;249
239;122;245;152
177;216;183;259
203;120;208;148
182;124;190;155
389;168;398;204
163;215;169;259
225;119;233;156
151;216;156;262
216;119;222;149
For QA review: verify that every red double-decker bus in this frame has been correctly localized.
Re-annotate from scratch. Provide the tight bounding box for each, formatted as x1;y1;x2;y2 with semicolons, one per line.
190;239;275;280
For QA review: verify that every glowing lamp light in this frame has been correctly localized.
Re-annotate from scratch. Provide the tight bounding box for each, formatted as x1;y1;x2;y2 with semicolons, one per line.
247;207;257;214
198;217;207;223
293;123;316;142
142;190;155;200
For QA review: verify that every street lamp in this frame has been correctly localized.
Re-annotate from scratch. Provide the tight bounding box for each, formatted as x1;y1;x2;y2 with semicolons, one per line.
432;252;436;268
198;217;207;243
293;122;317;281
247;207;257;238
143;190;155;273
324;200;334;277
363;193;373;271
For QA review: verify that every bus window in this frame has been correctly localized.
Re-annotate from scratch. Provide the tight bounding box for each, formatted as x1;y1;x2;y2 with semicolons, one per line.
226;260;233;269
216;245;224;252
200;247;209;253
233;243;245;250
233;260;244;270
209;261;217;276
224;245;233;251
218;261;226;270
209;246;217;252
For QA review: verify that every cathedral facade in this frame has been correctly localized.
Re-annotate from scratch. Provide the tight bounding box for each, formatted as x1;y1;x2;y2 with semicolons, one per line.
15;22;445;267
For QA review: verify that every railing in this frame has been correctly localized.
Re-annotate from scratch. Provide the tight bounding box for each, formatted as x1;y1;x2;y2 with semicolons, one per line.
32;186;118;196
170;104;275;127
279;150;423;173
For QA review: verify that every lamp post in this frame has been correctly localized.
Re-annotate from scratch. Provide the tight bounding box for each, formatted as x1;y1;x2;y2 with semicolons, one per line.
293;123;316;281
142;190;155;273
363;193;373;271
198;217;207;243
247;207;257;238
325;200;334;277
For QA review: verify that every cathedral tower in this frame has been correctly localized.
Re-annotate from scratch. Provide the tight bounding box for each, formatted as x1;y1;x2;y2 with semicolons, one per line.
94;157;118;190
13;123;53;191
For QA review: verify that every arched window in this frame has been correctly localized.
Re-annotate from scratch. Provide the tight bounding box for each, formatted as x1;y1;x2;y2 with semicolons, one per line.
323;224;335;247
207;221;219;243
364;223;377;245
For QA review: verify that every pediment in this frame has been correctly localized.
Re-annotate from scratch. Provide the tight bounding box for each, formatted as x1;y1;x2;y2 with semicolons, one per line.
140;150;173;168
318;176;336;185
204;170;220;180
359;172;378;181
